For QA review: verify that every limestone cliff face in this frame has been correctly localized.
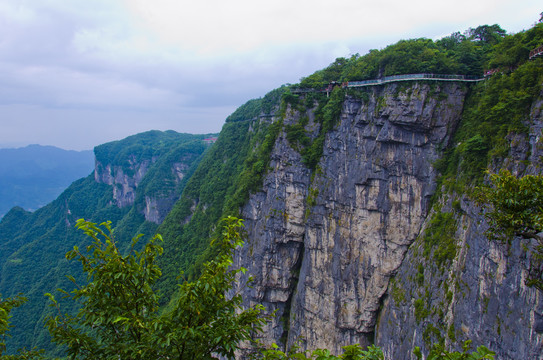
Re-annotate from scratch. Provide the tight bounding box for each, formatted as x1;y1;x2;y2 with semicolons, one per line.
375;93;543;359
142;161;191;224
94;154;196;224
95;157;152;208
233;82;468;354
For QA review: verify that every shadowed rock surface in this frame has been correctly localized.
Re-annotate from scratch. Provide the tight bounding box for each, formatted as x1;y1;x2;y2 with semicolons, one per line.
233;82;472;355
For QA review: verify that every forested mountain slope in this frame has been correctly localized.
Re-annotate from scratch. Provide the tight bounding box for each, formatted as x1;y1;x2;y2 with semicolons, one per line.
0;145;94;218
0;131;213;353
1;21;543;359
164;23;543;359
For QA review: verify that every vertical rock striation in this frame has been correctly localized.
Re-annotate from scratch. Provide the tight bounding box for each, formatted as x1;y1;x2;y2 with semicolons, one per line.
94;149;203;224
376;90;543;360
234;83;468;354
94;157;151;208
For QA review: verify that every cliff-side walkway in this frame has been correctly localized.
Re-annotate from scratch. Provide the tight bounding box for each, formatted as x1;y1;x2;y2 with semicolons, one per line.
292;73;484;94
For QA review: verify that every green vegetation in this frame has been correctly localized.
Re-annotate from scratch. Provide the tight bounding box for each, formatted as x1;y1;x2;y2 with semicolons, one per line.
415;263;425;286
476;170;543;241
226;87;288;122
0;175;125;354
414;298;430;323
3;19;543;358
94;131;211;177
448;324;457;343
402;22;543;360
476;170;543;292
224;117;284;213
305;186;319;219
422;324;442;348
434;22;543;189
414;340;494;360
1;294;42;359
256;343;384;359
256;340;493;360
422;212;458;267
293;22;543;191
157;88;286;296
298;24;509;89
304;88;345;169
45;217;266;360
0;131;210;354
285;87;345;170
1;217;494;360
389;278;406;304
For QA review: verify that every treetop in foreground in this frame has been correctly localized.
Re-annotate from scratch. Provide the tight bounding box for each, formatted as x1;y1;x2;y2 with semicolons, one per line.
45;216;267;359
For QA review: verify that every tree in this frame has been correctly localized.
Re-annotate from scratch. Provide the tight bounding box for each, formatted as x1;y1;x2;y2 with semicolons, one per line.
414;341;495;360
1;295;24;357
254;341;494;360
466;25;506;45
46;216;267;359
255;343;384;360
476;169;543;292
0;295;43;359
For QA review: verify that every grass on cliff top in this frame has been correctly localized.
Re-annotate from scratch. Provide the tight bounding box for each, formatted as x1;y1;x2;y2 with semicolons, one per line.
433;23;543;191
284;87;345;171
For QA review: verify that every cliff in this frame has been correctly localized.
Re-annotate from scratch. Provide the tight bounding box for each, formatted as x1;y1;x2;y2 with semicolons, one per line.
157;29;543;360
0;131;211;353
95;157;151;208
2;23;543;358
93;131;210;224
376;91;543;359
228;64;543;359
233;82;470;354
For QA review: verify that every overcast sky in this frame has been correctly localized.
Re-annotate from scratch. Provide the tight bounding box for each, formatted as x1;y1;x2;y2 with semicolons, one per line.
0;0;540;150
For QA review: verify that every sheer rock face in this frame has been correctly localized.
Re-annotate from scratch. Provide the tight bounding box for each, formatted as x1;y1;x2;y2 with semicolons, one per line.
144;195;176;224
142;162;190;224
94;157;191;224
233;83;468;354
376;91;543;360
94;159;151;208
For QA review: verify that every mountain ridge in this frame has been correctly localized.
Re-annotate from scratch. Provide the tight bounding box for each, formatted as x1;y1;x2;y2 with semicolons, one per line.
0;144;94;218
1;21;543;359
0;131;214;353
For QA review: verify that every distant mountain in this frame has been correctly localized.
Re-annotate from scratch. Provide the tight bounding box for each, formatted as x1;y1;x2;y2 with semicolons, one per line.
2;21;543;360
0;145;94;218
0;131;214;354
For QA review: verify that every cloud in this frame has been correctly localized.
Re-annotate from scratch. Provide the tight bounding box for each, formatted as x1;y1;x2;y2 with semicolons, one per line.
0;0;540;150
0;104;232;150
123;0;539;56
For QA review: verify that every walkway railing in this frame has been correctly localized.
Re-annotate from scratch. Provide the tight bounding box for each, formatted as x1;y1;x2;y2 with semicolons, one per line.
346;73;483;88
530;45;543;60
292;73;484;94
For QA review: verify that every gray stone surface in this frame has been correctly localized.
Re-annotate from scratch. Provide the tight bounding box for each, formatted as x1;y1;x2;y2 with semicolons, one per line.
233;83;470;356
376;89;543;360
231;84;543;359
94;155;194;224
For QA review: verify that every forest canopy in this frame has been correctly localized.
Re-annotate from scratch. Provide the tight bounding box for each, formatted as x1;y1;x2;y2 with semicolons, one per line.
297;23;539;88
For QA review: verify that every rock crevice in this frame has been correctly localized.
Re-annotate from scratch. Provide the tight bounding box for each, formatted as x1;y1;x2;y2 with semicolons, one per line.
234;83;468;354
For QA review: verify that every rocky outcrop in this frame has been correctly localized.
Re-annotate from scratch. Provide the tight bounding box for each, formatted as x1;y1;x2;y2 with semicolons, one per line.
143;162;191;224
143;194;177;224
172;162;190;182
375;91;543;360
234;82;469;354
376;198;543;360
94;157;151;208
94;154;197;224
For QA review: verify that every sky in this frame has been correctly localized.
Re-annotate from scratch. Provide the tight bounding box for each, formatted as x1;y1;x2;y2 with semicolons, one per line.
0;0;541;151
